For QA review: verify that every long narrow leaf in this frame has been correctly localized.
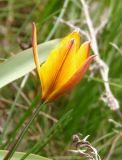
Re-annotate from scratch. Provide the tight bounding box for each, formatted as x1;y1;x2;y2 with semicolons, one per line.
0;39;59;88
0;150;51;160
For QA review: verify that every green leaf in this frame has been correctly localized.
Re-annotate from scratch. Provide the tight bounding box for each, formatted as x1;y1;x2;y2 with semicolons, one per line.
0;150;51;160
0;39;59;88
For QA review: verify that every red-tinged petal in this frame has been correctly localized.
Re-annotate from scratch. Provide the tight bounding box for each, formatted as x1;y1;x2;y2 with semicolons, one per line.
41;39;77;101
40;31;80;100
47;55;95;102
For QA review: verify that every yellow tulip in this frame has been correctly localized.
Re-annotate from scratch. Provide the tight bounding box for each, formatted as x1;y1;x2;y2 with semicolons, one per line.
32;22;95;102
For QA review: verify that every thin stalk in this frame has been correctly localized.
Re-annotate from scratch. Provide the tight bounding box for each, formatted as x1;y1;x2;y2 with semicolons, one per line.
3;102;46;160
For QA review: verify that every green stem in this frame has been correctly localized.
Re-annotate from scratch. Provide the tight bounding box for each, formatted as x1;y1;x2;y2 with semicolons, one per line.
3;102;46;160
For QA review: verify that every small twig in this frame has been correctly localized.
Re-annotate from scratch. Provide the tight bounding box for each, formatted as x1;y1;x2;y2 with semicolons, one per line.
93;132;115;145
105;132;122;160
0;58;7;61
69;134;101;160
95;17;108;35
108;119;122;128
39;111;58;123
80;0;121;114
0;97;27;109
6;0;14;26
0;97;57;123
12;83;31;105
110;42;122;56
55;17;89;38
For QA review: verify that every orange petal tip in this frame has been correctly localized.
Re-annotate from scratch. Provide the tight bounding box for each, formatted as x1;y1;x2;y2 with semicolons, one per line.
82;41;91;49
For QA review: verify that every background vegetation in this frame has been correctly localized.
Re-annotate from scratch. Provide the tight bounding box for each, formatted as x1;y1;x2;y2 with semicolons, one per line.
0;0;122;159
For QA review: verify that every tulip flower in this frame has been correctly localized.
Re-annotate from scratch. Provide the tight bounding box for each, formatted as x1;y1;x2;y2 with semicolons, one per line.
32;23;95;102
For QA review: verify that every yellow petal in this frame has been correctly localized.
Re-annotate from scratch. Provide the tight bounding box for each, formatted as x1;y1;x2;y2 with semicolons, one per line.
47;55;95;101
40;38;77;101
76;41;90;68
40;31;80;100
60;30;80;51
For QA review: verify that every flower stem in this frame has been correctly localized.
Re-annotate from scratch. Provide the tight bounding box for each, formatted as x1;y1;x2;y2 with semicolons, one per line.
3;102;46;160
